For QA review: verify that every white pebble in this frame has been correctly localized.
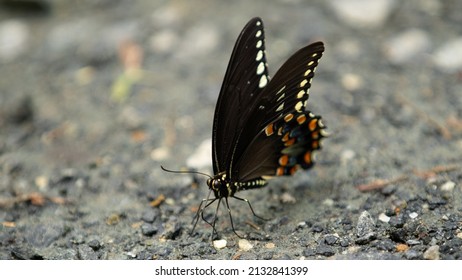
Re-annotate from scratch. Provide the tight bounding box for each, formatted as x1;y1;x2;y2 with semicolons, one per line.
409;212;418;219
433;38;462;73
213;239;227;250
0;20;29;62
238;239;253;251
378;213;391;223
384;28;430;65
328;0;396;28
186;138;212;169
440;181;455;192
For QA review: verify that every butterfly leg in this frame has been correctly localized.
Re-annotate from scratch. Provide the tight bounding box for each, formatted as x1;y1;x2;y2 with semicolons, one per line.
233;195;270;221
190;190;217;236
224;197;245;239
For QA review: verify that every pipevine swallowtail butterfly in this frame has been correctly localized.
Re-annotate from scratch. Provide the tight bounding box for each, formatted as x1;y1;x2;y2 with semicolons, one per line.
163;17;326;239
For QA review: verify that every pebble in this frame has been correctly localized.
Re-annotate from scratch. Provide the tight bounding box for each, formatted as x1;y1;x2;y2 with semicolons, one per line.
316;245;335;257
409;212;419;219
433;38;462;73
238;239;253;251
404;249;421;260
280;192;296;204
328;0;396;28
322;198;334;207
141;223;158;237
150;29;179;54
423;245;440;260
141;208;161;223
355;211;376;244
25;224;65;247
384;29;430;65
176;23;219;60
0;20;29;62
340;149;356;164
341;73;364;91
213;239;227;250
186;138;212;169
324;234;340;245
78;245;99;260
440;181;455;192
378;213;391;223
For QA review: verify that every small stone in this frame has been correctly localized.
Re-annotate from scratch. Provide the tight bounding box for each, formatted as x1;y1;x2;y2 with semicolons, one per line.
406;239;421;246
340;149;355;164
378;213;391;223
384;29;430;65
341;73;364;91
280;192;296;204
141;223;158;237
404;249;421;260
355;211;376;244
141;209;160;223
302;248;316;257
423;245;440;260
213;239;227;250
322;198;334;207
396;243;409;252
324;234;340;245
316;245;335;257
87;239;102;250
440;181;455;192
35;176;49;190
265;242;276;249
150;147;170;161
433;38;462;73
186;138;212;169
238;239;253;251
0;20;29;62
457;232;462;239
78;245;99;260
409;212;419;219
328;0;396;28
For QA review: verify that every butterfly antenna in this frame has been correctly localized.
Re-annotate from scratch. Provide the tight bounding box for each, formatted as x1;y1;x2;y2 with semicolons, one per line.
160;165;213;180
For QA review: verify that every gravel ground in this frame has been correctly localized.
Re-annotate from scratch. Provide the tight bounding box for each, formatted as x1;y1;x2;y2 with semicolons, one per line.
1;0;461;260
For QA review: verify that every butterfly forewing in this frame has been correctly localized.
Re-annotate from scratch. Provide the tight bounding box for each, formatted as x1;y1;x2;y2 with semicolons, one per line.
229;42;325;181
212;17;269;176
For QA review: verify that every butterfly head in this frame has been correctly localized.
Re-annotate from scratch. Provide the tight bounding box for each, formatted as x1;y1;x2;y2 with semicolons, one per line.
207;172;235;198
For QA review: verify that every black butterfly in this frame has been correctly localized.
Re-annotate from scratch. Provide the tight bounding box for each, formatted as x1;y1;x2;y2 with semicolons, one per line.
164;17;326;239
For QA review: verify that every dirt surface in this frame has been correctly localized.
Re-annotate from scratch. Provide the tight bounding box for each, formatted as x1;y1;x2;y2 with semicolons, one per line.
1;0;461;260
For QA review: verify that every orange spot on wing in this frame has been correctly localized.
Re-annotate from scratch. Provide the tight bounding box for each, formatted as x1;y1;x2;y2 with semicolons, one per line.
284;138;295;146
304;151;312;164
265;123;274;136
297;114;306;124
276;167;285;176
284;113;294;122
309;119;318;131
279;155;289;166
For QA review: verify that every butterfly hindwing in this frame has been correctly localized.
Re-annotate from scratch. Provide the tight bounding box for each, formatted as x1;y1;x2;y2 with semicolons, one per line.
212;17;269;175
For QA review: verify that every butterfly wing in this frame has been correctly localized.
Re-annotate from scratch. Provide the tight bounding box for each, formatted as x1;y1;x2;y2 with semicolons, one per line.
212;17;269;175
231;42;326;182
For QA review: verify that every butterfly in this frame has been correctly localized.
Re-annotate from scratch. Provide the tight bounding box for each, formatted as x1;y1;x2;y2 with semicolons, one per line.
163;17;326;239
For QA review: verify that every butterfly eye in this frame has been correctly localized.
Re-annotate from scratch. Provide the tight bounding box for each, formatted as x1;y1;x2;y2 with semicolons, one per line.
206;178;212;187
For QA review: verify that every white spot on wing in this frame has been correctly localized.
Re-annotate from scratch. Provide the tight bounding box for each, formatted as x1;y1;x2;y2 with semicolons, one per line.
256;30;262;38
295;101;303;112
276;103;284;112
256;40;262;48
276;85;286;94
259;75;268;88
257;61;265;75
276;92;285;102
256;50;263;61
